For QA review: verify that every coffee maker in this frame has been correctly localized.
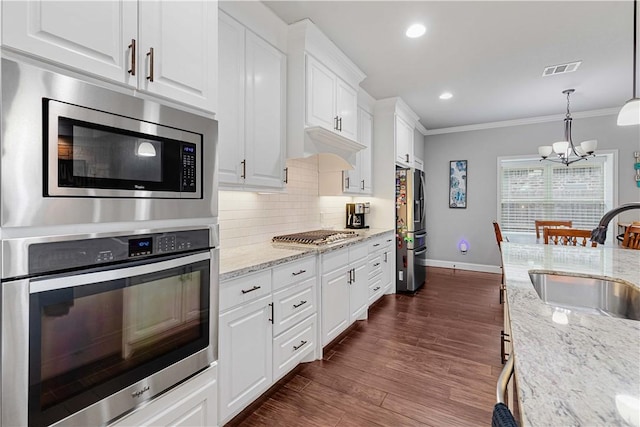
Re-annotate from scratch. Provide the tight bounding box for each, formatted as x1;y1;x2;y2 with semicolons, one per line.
346;202;370;229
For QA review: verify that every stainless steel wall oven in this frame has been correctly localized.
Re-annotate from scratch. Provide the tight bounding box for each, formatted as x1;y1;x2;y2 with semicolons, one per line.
1;227;219;427
1;58;217;228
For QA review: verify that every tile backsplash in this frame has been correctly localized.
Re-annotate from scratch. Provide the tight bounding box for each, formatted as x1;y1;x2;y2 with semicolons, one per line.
218;157;354;249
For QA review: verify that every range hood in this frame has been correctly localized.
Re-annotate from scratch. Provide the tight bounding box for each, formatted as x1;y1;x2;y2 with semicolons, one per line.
303;126;366;172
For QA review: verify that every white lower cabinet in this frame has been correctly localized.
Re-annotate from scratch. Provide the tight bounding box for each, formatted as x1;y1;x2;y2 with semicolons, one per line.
219;294;273;422
367;233;395;305
111;364;218;427
320;243;369;346
218;256;318;425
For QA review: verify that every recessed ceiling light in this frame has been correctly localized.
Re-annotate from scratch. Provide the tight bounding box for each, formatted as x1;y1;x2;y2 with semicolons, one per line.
406;24;426;38
439;92;453;100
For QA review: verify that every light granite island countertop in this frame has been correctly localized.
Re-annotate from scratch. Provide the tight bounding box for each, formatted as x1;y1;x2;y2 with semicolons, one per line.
220;228;394;280
501;242;640;427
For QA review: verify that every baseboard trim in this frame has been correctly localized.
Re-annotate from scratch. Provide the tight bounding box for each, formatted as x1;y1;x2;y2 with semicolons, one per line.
426;259;502;274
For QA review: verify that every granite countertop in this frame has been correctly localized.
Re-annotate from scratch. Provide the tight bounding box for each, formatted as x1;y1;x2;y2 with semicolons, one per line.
220;228;394;280
501;242;640;426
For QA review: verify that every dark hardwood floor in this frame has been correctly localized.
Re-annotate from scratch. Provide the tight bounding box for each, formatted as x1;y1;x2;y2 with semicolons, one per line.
229;267;503;426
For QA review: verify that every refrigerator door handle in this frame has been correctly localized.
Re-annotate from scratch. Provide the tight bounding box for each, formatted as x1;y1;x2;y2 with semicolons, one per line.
420;173;427;226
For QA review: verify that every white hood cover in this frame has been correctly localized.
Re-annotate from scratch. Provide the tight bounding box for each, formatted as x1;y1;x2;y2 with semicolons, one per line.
304;126;366;171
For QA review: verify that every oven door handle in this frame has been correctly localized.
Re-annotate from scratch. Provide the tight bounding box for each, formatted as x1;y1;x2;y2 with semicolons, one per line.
30;251;212;294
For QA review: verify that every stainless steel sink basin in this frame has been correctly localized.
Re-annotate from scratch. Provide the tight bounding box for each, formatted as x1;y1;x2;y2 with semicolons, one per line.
529;272;640;321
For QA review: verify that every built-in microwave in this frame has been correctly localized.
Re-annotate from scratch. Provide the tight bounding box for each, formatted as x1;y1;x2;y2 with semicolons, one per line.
47;99;202;199
1;58;217;228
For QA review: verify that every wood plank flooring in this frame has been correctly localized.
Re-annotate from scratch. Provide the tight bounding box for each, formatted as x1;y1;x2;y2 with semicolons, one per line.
229;267;503;426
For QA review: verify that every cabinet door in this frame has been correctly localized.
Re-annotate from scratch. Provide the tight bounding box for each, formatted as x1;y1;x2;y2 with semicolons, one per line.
2;1;137;85
219;295;272;422
218;12;245;185
138;1;217;112
244;31;286;189
395;115;414;166
358;108;373;193
349;256;369;323
306;55;336;132
336;78;358;140
382;242;394;291
321;266;350;346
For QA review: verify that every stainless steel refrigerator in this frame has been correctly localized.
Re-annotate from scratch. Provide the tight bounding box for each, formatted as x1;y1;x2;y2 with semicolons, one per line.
396;167;427;292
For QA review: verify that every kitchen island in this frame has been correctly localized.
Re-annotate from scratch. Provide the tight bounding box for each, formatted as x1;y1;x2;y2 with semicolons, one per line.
502;242;640;426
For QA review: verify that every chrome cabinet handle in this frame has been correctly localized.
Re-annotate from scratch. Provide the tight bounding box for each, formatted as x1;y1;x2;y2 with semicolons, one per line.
373;262;380;267
293;340;308;351
361;180;365;190
338;117;342;132
373;243;380;247
334;116;339;130
128;39;136;76
241;159;246;179
384;252;388;262
352;267;355;282
241;285;261;294
500;284;506;304
346;176;350;188
373;286;381;291
284;167;288;183
405;154;410;162
146;47;154;82
291;269;306;276
293;300;307;309
268;302;273;324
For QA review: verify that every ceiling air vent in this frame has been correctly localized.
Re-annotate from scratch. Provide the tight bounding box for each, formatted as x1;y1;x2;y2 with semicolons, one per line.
542;61;582;77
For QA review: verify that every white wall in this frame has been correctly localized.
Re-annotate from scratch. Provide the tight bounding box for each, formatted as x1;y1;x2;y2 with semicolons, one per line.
423;113;640;271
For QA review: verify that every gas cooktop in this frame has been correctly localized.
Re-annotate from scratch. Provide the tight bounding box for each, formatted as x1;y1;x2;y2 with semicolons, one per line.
272;230;358;246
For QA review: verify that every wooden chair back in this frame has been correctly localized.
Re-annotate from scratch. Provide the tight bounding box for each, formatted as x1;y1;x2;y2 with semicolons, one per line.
621;225;640;249
493;221;508;250
543;228;597;247
535;220;573;239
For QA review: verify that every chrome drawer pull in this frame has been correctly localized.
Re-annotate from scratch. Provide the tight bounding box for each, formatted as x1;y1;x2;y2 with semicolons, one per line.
293;340;308;351
373;243;380;247
292;269;306;276
373;286;381;291
373;262;380;267
293;300;307;309
241;285;261;294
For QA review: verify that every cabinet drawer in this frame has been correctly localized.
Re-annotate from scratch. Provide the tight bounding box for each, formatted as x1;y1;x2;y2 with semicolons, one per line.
220;270;272;312
321;247;349;273
273;277;316;336
368;253;383;280
348;243;369;263
273;313;316;382
272;256;316;292
369;277;384;304
368;238;384;253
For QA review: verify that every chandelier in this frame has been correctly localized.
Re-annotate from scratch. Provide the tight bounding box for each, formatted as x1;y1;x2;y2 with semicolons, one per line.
537;89;597;166
617;0;639;126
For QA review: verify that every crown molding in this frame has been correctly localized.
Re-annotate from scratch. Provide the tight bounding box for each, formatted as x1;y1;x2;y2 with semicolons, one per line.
424;107;620;136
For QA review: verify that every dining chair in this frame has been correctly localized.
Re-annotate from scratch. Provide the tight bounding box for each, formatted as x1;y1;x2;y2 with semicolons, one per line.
535;220;573;239
621;225;640;249
543;227;597;247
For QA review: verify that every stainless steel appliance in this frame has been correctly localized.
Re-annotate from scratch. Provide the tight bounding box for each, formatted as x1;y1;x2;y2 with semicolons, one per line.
396;167;427;292
0;226;219;427
1;58;217;228
345;202;370;229
272;230;358;246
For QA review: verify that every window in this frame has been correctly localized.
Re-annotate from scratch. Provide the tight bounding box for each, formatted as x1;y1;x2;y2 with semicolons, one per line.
498;153;615;234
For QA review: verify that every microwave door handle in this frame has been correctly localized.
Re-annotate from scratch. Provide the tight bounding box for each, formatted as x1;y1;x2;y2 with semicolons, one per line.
30;251;211;294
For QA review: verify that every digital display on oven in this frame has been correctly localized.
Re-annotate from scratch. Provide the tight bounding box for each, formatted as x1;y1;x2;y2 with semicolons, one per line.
129;237;153;257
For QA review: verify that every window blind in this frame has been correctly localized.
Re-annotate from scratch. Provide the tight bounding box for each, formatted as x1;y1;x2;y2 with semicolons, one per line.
499;156;608;233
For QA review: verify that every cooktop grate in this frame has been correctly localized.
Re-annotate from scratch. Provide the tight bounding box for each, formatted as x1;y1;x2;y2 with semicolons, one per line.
272;230;358;245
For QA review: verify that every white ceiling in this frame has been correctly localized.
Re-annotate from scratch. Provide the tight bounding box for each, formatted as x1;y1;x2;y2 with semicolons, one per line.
263;0;636;130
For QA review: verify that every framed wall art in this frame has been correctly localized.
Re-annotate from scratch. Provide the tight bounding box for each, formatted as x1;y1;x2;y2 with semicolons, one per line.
449;160;467;208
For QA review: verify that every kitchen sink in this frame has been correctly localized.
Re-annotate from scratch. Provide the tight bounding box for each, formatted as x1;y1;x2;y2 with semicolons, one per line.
529;272;640;321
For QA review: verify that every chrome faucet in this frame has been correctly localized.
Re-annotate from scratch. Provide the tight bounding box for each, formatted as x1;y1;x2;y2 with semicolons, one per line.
591;202;640;244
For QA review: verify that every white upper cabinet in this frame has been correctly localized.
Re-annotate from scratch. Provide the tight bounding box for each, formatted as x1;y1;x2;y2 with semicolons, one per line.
305;55;358;140
218;11;286;190
343;106;373;194
2;0;217;113
138;1;217;112
395;115;415;167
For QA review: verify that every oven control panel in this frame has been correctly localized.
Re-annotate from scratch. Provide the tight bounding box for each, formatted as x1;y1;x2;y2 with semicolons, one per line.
28;229;211;275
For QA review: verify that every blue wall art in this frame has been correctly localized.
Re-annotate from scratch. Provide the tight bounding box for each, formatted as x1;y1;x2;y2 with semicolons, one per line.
449;160;467;208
